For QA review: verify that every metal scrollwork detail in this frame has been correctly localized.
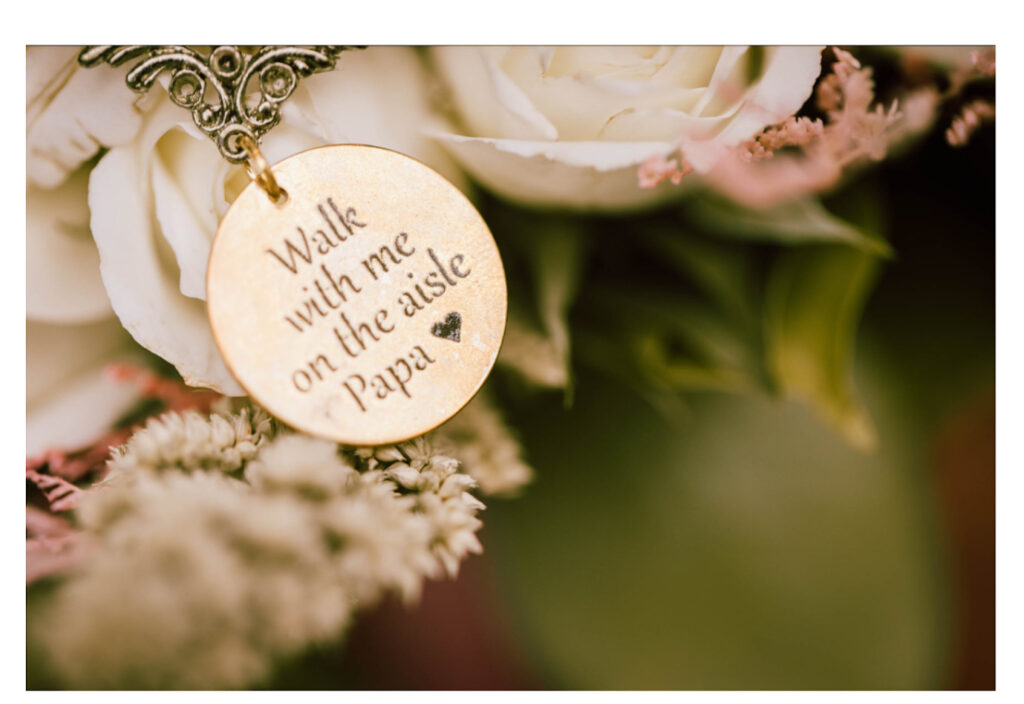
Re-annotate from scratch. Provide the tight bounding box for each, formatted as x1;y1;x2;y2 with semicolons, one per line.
79;45;356;163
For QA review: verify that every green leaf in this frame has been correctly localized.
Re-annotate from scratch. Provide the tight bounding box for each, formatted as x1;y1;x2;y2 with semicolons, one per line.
599;287;754;375
494;213;585;396
529;220;584;381
497;302;571;389
686;195;893;257
571;329;691;425
491;363;944;689
765;245;880;450
574;218;770;411
577;284;763;403
640;227;756;323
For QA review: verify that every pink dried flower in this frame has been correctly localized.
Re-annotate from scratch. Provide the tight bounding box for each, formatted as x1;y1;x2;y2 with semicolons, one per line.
946;99;995;147
832;47;862;70
742;116;825;162
26;468;85;512
636;47;930;207
104;362;222;414
643;46;991;207
25;364;236;586
26;364;227;483
637;153;693;189
27;506;91;584
816;74;843;114
697;48;919;208
816;47;863;112
28;430;133;483
946;48;995;98
970;49;995;78
27;504;74;537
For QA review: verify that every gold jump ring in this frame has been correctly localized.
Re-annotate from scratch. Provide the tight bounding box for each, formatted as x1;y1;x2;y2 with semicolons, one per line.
239;134;286;204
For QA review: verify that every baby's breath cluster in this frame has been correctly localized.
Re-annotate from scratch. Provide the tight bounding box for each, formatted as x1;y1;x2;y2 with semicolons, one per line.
352;438;486;576
35;399;529;689
105;403;273;476
435;394;533;496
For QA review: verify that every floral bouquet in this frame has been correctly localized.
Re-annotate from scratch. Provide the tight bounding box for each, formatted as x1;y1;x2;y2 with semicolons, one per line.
26;46;995;690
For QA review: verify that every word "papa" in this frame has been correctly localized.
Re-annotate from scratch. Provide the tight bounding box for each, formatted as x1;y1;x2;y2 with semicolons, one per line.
342;344;437;412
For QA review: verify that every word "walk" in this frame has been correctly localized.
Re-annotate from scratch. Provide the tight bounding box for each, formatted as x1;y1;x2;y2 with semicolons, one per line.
266;198;367;275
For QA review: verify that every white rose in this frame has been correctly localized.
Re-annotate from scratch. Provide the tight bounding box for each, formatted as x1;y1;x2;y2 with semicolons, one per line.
430;46;824;209
84;47;462;394
27;46;147;324
26;47;147;452
27;46;145;190
26;320;142;456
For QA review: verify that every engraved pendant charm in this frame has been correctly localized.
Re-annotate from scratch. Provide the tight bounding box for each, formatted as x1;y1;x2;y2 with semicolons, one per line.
207;145;507;445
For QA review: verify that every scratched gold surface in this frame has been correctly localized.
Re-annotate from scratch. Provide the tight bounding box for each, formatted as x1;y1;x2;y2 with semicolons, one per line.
207;145;507;445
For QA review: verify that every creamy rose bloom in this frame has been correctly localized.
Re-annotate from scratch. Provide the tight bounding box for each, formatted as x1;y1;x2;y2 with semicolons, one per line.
27;46;145;190
26;320;143;456
431;46;824;209
62;47;460;395
27;46;146;324
26;46;150;452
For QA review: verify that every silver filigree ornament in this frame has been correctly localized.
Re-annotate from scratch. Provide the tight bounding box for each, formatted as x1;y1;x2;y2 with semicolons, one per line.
78;45;358;163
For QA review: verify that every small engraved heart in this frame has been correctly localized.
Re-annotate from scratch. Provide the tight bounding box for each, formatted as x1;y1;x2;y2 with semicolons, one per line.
431;312;462;342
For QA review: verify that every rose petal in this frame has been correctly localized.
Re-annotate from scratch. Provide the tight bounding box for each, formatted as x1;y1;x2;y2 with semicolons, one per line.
89;99;244;395
27;46;144;189
26;320;140;455
434;132;684;210
27;373;140;456
709;46;825;146
599;104;743;143
541;47;669;79
435;132;674;171
148;118;325;300
27;46;77;107
27;318;131;405
690;46;751;116
432;47;559;141
27;164;112;323
651;47;726;89
292;47;466;186
500;47;710;140
430;46;824;208
150;128;224;299
255;121;325;166
676;48;826;174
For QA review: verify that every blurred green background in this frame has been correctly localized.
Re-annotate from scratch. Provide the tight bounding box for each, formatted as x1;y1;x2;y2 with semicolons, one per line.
264;106;994;690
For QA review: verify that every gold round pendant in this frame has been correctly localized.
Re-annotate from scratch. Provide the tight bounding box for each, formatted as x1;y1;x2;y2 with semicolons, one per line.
207;145;507;446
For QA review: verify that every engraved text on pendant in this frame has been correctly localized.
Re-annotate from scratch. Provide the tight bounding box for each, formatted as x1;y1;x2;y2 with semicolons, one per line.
206;145;507;445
